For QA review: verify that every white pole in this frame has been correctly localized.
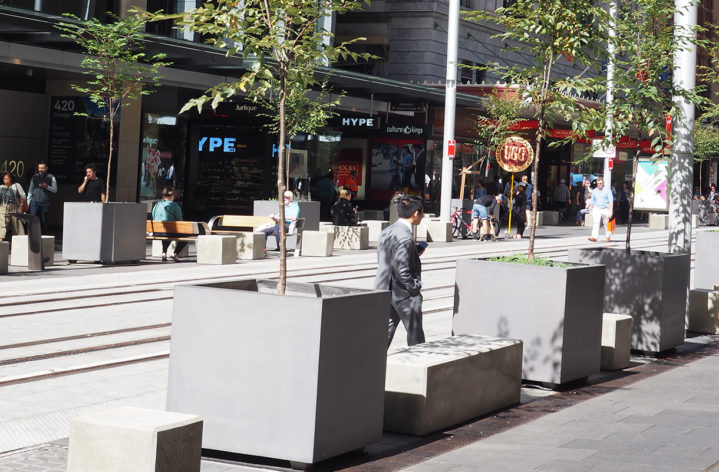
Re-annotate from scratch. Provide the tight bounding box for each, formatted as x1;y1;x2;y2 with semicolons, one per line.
603;0;616;186
439;0;459;223
668;0;697;254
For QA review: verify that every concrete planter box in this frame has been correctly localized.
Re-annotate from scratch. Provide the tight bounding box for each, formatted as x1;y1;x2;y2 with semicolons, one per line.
253;200;320;231
62;202;146;263
167;279;390;466
453;258;605;385
567;247;689;354
694;230;719;289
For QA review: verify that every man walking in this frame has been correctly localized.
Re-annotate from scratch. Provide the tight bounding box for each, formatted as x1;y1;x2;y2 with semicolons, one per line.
374;194;426;347
589;178;613;242
553;178;571;221
27;161;57;234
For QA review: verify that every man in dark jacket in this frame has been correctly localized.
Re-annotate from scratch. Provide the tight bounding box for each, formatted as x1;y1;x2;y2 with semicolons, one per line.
332;189;357;226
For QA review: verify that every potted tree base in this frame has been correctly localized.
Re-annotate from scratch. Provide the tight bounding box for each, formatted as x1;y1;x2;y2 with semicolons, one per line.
62;202;146;263
567;248;689;354
166;279;390;467
453;258;605;386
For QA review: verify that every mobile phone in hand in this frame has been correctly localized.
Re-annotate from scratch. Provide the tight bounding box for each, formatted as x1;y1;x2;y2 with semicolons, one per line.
416;241;428;255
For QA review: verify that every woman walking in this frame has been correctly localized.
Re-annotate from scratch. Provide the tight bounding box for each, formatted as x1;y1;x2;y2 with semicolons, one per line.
0;172;27;242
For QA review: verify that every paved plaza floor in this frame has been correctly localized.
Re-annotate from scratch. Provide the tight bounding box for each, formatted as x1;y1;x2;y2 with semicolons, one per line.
1;222;718;471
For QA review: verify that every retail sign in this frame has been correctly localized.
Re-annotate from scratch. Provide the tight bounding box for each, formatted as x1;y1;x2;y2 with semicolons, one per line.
390;101;426;112
334;116;380;129
199;136;236;153
496;136;534;173
385;124;427;136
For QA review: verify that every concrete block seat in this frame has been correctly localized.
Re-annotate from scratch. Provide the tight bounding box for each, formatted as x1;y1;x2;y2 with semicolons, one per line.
67;406;202;472
384;334;522;436
361;220;388;244
11;235;54;266
236;232;264;260
601;313;633;370
0;241;7;274
300;230;334;257
689;289;719;334
151;240;190;258
196;235;236;264
649;213;669;230
427;220;452;242
320;224;369;250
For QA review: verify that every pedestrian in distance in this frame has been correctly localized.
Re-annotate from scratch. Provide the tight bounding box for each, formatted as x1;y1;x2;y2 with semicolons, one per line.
374;194;426;348
77;163;106;202
27;161;57;235
0;172;27;242
553;178;571;221
152;187;186;262
511;182;528;238
588;177;613;242
332;188;358;226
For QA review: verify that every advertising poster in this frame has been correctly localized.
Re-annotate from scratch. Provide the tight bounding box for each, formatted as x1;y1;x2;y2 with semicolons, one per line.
634;158;669;211
369;138;424;200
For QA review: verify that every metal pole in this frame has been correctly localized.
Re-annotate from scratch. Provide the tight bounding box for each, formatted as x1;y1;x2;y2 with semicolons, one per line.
439;0;459;223
668;0;697;254
603;0;617;187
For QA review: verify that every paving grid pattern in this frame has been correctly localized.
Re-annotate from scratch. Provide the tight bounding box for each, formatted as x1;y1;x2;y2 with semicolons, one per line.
2;336;717;472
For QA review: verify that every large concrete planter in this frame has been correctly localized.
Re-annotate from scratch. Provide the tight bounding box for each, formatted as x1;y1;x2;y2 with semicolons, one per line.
253;200;320;230
62;202;146;263
453;258;605;385
567;248;689;354
167;279;390;466
694;230;719;290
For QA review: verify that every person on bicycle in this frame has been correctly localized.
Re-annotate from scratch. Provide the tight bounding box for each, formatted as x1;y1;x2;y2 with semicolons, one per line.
472;194;502;240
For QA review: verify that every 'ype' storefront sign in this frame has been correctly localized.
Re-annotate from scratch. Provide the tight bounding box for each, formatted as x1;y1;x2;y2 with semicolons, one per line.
198;136;236;153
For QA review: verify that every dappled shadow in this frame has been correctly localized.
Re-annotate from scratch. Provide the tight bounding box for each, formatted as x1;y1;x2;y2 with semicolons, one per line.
567;247;689;354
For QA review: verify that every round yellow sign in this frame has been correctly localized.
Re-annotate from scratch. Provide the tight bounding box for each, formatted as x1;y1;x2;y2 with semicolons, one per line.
496;137;534;173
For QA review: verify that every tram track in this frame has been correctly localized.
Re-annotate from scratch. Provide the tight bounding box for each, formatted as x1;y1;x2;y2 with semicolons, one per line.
0;232;681;386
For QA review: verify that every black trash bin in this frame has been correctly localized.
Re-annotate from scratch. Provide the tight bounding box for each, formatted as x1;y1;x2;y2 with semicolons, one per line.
10;212;43;271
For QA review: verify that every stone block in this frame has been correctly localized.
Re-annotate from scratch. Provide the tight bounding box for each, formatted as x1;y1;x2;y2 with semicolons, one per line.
600;313;633;370
0;241;7;274
300;231;334;257
321;225;369;250
427;221;452;242
362;220;388;244
236;232;264;260
196;235;236;264
67;406;202;472
542;210;559;225
692;214;698;228
152;240;190;258
415;217;428;241
358;209;384;221
384;334;522;436
585;213;595;227
649;213;669;229
11;235;54;266
688;289;719;334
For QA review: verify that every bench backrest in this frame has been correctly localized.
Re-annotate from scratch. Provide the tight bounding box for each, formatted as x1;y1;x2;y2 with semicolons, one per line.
147;220;208;237
209;215;274;231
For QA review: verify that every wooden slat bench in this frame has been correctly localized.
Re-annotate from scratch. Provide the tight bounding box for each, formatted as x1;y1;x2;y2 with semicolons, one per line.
208;215;274;233
146;220;210;242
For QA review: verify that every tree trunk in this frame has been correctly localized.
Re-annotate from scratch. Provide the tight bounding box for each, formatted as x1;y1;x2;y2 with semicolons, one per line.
625;151;639;254
107;104;114;203
277;74;288;295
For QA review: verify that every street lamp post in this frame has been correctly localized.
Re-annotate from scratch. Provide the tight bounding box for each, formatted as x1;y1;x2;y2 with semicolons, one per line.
440;0;459;223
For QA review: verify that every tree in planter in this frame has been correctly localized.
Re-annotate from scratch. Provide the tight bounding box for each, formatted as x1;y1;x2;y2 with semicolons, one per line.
464;0;608;258
57;13;169;201
141;0;371;294
474;88;525;174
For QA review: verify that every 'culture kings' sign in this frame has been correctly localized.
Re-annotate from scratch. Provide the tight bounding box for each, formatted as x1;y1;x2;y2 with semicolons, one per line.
496;136;534;173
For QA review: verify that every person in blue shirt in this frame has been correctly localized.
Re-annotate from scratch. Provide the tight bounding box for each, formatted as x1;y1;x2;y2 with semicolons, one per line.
589;178;614;242
152;187;186;262
263;190;300;250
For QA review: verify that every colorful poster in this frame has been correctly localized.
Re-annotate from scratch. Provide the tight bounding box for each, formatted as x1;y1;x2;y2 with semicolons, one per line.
634;158;669;211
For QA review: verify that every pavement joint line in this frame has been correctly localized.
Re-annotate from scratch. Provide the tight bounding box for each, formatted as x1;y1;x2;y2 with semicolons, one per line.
0;351;170;386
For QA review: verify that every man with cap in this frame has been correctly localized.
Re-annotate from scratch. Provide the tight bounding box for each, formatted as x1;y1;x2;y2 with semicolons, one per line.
553;177;571;221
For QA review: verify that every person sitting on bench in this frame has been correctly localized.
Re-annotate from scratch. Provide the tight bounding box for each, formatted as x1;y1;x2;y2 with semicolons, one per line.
152;187;186;262
262;190;300;251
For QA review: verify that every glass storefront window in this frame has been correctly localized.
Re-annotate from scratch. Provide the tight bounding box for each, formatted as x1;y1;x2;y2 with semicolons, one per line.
1;1;117;20
139;113;185;205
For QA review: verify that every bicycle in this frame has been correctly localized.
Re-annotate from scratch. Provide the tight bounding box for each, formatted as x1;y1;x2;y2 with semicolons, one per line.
449;207;475;239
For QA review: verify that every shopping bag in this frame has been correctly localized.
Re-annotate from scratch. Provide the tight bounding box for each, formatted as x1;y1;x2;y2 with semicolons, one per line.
607;217;616;233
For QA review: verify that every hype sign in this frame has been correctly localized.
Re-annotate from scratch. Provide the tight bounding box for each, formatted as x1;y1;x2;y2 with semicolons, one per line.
198;136;236;153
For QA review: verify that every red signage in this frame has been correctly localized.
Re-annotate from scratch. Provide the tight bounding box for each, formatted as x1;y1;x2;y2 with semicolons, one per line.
496;136;534;173
447;139;456;159
608;158;614;170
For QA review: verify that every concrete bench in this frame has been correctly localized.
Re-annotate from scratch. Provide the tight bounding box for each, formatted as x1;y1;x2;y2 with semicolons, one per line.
11;235;54;266
649;213;669;229
427;220;452;242
542;210;559;225
361;220;388;244
384;334;522;436
196;235;236;264
689;289;719;334
357;209;384;221
0;241;7;274
601;313;633;370
236;232;264;260
414;217;429;241
300;230;334;257
67;406;202;472
151;240;190;258
320;224;369;250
